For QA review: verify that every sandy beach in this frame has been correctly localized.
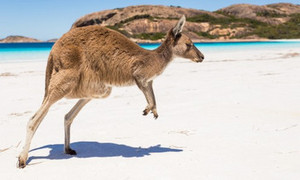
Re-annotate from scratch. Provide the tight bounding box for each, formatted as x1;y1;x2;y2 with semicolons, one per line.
0;44;300;179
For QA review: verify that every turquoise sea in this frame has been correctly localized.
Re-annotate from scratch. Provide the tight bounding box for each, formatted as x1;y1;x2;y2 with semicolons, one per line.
0;41;300;63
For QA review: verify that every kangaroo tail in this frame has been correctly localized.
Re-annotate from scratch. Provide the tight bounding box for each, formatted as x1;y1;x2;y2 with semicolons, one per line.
43;54;54;103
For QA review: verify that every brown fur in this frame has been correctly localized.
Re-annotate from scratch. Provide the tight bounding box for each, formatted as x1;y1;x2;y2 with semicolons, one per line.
17;16;204;168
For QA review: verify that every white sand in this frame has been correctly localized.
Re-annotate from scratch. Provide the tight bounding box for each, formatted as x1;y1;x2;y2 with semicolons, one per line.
0;46;300;179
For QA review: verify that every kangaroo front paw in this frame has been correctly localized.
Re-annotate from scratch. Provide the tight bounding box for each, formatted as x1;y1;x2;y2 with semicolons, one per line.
143;108;150;116
152;109;158;119
142;107;158;119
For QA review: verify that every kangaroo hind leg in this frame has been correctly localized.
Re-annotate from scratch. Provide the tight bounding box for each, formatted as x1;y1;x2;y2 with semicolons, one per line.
64;84;112;155
18;92;63;168
17;70;77;168
64;99;91;155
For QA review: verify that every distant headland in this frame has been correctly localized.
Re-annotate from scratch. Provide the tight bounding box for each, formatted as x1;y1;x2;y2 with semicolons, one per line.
0;36;41;43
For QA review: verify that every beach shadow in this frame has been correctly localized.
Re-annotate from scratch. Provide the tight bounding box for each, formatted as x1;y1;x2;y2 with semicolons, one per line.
27;141;182;164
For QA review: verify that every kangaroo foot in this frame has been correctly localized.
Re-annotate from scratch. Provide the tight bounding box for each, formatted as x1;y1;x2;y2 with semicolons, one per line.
65;148;77;155
17;156;27;168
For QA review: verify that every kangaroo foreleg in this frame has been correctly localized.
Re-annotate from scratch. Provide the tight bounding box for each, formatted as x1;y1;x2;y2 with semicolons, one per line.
135;79;158;119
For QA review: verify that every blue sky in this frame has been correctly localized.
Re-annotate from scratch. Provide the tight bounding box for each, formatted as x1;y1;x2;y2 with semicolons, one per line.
1;0;299;40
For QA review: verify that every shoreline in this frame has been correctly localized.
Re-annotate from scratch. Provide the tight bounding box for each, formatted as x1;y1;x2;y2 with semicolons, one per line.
127;38;300;44
1;40;300;64
1;39;300;44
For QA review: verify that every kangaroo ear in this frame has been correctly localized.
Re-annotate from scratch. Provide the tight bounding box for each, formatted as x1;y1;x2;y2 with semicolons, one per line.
172;15;186;37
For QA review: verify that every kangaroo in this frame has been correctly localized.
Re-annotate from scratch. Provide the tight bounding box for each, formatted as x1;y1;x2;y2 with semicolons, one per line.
17;15;204;168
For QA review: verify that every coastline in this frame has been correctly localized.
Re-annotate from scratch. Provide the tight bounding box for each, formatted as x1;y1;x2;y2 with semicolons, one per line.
1;40;300;64
1;38;300;44
119;38;300;44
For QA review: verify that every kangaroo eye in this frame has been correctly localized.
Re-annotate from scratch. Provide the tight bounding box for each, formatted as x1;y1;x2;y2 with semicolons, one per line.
186;43;192;48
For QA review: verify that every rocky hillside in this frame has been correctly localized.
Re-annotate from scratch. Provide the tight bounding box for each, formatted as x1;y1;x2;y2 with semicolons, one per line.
71;3;300;42
216;3;300;39
71;5;225;42
218;3;300;25
1;3;299;43
0;35;41;43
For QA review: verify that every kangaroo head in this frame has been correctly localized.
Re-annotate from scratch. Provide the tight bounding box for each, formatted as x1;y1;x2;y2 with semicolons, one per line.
169;15;204;63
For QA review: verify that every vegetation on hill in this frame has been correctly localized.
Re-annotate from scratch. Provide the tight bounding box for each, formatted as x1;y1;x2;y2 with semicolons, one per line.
253;13;300;39
187;12;300;39
133;32;166;40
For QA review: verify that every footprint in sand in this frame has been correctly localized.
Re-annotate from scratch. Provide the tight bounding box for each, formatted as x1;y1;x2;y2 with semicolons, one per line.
9;111;32;117
0;72;17;77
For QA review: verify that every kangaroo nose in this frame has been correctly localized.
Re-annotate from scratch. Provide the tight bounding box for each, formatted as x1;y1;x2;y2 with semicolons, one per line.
197;54;204;62
196;50;204;61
